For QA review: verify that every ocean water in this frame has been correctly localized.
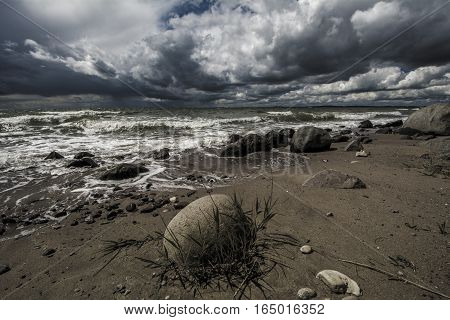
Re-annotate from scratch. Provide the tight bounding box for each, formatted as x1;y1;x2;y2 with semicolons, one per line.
0;106;416;194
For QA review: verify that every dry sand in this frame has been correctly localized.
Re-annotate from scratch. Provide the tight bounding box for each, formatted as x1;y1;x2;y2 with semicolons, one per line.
0;134;448;300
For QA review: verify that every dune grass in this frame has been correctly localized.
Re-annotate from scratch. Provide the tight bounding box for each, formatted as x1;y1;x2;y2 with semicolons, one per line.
101;188;301;299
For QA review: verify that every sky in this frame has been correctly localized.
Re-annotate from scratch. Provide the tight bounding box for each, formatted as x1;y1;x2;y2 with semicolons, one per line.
0;0;449;107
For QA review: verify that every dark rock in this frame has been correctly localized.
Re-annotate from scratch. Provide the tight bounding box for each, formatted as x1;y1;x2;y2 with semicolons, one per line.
0;223;5;236
100;163;149;180
174;201;188;210
290;126;332;153
45;151;64;160
152;148;170;160
395;127;422;136
126;203;137;212
303;169;366;189
344;140;364;152
74;152;94;159
106;211;117;221
227;134;242;144
220;134;272;157
279;128;295;138
265;130;290;148
42;248;56;257
0;264;10;275
67;157;99;168
340;129;352;135
379;120;403;128
358;120;373;129
70;220;79;226
331;135;351;143
375;127;392;134
52;210;67;218
403;104;450;135
2;217;18;225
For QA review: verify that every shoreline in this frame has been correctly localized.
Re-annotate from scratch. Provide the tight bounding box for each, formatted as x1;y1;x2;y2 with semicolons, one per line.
0;130;448;299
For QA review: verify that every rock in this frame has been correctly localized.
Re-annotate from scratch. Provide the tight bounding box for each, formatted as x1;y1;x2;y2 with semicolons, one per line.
403;104;450;135
152;148;170;160
280;128;295;139
126;203;137;212
163;194;250;265
106;211;117;221
45;151;64;160
74;152;94;159
340;129;352;135
412;134;435;141
326;212;334;217
84;215;94;224
375;127;392;134
42;248;56;257
220;134;271;157
141;204;156;213
67;157;99;168
356;150;370;157
0;223;5;236
169;196;177;203
290;127;332;153
344;140;363;152
423;136;450;153
378;120;403;128
300;245;313;254
396;127;422;136
316;270;361;296
342;295;359;300
303;169;366;189
265;129;291;148
358;120;373;129
0;263;10;275
174;201;188;210
100;163;149;180
331;135;351;143
227;134;242;144
297;288;317;300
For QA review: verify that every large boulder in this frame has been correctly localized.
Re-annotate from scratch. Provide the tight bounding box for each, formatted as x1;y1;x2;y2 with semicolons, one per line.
302;169;366;189
403;104;450;136
378;120;403;128
163;194;250;265
67;157;98;168
265;129;291;148
220;133;271;157
290;126;332;153
423;137;450;153
100;163;149;180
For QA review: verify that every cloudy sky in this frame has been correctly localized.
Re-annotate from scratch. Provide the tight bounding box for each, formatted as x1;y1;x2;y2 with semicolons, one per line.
0;0;449;107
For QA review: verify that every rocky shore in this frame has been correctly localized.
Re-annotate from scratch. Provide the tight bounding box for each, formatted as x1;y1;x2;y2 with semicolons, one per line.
0;104;448;300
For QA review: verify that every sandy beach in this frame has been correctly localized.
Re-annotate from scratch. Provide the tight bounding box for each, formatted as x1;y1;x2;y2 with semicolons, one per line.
1;131;448;300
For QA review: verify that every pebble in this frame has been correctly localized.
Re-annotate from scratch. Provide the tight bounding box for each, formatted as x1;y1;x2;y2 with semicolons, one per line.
0;263;11;275
42;248;56;257
300;245;313;254
297;288;317;300
84;215;94;224
326;212;334;217
126;203;137;212
397;271;404;277
165;295;171;300
169;197;177;203
316;270;361;296
356;150;370;157
106;211;118;221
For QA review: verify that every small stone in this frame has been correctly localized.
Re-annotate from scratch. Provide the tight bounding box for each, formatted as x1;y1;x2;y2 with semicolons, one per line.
165;295;171;300
84;215;94;224
392;210;400;213
0;263;11;275
42;248;56;257
297;288;317;300
326;212;334;217
300;245;313;254
126;203;137;212
70;220;79;226
356;150;370;157
397;271;404;277
169;196;177;203
106;211;117;221
174;202;188;210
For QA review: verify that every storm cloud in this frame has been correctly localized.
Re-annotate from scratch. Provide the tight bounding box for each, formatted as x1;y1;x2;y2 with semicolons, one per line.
0;0;449;106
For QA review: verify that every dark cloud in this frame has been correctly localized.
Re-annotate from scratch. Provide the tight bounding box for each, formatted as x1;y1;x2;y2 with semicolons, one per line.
0;0;449;106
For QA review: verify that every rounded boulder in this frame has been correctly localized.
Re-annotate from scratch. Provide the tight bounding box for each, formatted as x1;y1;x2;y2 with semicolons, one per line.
290;127;332;153
163;194;250;266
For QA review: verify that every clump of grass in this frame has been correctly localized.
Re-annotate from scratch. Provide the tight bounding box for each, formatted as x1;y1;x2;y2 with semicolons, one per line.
101;188;301;299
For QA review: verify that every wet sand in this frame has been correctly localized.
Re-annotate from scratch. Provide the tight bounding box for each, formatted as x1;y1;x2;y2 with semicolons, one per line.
0;134;448;300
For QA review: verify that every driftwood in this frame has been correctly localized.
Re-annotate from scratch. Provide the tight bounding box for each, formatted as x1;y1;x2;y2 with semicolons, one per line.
338;259;449;299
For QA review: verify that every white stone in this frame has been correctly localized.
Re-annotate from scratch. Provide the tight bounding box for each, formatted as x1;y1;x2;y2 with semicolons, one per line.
300;245;313;254
297;288;317;300
316;270;361;296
